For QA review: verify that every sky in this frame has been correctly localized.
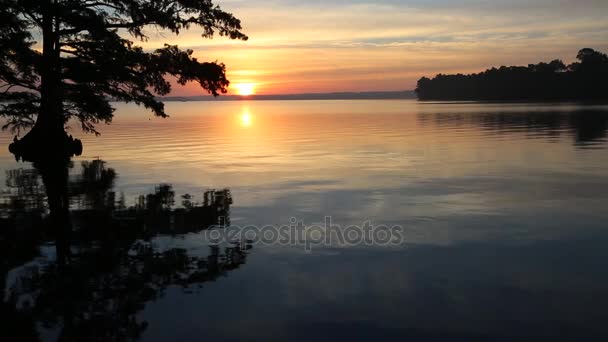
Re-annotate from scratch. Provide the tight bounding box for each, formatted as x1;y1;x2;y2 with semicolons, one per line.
138;0;608;95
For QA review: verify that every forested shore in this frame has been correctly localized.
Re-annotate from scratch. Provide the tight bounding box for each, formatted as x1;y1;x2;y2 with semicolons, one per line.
416;48;608;101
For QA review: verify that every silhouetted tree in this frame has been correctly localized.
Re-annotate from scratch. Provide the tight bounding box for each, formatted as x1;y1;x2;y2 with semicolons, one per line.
416;48;608;101
1;0;247;161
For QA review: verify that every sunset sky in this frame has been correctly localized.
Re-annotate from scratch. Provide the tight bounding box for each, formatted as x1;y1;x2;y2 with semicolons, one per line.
139;0;608;95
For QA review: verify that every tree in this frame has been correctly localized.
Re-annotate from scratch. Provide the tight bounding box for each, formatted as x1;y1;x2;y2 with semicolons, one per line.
416;48;608;101
0;0;247;161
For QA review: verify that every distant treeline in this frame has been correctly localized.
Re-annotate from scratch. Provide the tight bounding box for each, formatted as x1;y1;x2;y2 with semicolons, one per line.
416;48;608;101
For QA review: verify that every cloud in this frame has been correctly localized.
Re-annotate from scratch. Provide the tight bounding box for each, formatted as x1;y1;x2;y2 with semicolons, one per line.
139;0;608;93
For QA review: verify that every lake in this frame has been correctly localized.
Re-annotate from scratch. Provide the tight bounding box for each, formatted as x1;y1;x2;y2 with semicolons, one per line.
2;100;608;341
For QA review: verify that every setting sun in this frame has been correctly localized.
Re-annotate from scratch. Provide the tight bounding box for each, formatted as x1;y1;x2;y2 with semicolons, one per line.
233;83;256;96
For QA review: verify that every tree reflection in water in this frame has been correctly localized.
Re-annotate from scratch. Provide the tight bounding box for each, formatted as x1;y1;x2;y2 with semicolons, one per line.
417;109;608;147
0;158;249;341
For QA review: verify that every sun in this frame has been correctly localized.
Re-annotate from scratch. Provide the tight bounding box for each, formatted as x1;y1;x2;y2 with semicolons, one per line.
233;83;256;96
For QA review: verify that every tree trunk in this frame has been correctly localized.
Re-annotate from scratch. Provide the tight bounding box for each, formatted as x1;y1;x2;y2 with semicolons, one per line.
8;0;82;162
38;0;62;134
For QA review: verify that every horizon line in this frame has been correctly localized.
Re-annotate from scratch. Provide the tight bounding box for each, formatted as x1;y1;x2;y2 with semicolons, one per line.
159;90;417;101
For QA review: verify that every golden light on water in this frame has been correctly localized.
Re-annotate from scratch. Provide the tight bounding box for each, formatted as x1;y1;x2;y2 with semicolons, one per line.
240;110;253;127
233;83;256;96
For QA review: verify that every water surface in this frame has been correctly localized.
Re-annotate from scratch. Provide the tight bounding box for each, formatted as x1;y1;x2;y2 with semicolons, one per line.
2;100;608;341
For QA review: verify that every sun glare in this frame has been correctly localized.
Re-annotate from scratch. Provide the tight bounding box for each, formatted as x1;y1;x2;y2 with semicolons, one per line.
234;83;256;96
240;110;253;127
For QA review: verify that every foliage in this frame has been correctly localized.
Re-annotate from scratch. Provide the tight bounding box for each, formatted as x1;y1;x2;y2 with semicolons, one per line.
0;0;247;134
416;48;608;101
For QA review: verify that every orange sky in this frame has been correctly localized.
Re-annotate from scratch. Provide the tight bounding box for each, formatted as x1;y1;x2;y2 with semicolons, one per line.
138;0;608;96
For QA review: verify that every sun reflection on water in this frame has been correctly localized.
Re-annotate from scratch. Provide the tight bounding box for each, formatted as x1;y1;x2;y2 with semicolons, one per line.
240;109;253;127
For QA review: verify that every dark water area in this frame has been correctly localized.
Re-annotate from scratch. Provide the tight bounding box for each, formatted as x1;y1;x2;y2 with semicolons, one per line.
2;100;608;341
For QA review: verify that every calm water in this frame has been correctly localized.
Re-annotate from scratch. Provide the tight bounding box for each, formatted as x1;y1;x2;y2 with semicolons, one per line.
2;100;608;341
